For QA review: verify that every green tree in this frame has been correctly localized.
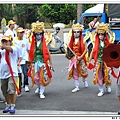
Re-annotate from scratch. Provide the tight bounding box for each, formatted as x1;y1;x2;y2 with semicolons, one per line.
13;4;39;28
0;4;13;23
38;4;77;26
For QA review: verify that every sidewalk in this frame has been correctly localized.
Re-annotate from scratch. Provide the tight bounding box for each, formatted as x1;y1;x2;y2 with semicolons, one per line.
0;110;117;116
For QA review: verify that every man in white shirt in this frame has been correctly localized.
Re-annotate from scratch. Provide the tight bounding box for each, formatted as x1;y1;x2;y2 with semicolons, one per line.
88;17;99;31
13;27;30;92
0;35;20;114
5;20;17;39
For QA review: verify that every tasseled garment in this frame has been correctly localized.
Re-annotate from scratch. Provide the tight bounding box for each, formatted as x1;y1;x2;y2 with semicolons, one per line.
68;41;88;80
93;62;111;86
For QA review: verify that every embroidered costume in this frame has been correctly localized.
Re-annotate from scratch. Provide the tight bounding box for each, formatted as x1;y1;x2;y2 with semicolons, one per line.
89;23;115;97
65;23;88;93
27;21;53;99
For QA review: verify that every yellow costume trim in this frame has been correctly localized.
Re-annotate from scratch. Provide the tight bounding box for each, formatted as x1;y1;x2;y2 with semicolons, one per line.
93;62;111;85
40;67;51;86
108;31;115;43
93;63;100;85
103;62;111;86
32;21;44;33
31;67;35;87
68;63;88;80
95;23;109;34
68;67;73;80
72;23;84;31
90;23;115;44
16;77;19;94
45;31;52;45
68;23;84;40
83;30;91;43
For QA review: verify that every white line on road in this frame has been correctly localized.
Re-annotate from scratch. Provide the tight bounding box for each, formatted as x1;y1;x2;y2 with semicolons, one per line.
0;110;118;116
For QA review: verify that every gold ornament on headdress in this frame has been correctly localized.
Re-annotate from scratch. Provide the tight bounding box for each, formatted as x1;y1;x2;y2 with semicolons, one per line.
95;23;109;34
45;31;52;45
90;23;115;44
68;23;84;41
31;21;44;33
72;23;84;30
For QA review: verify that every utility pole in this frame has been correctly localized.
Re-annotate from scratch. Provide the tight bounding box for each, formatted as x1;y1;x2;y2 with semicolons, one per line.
77;4;82;22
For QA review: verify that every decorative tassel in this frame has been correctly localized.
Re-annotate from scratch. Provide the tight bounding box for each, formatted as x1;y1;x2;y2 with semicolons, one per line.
103;62;111;86
31;68;35;87
93;63;100;85
68;68;73;80
39;67;51;86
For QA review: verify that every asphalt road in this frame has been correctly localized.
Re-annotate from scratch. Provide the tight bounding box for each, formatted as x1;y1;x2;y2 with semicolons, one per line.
0;54;120;115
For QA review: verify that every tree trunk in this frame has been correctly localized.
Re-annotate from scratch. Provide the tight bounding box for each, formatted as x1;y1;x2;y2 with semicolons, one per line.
77;4;82;22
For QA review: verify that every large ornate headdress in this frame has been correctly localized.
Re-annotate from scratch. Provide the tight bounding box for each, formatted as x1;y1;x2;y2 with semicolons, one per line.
95;23;109;34
68;23;84;41
65;23;85;59
72;23;84;31
91;23;115;44
31;21;44;33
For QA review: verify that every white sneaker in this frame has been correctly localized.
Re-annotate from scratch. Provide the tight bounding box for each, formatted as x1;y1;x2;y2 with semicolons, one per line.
17;94;22;97
72;87;80;93
84;81;88;88
35;88;39;94
25;85;29;92
97;91;104;97
40;94;45;99
107;87;111;93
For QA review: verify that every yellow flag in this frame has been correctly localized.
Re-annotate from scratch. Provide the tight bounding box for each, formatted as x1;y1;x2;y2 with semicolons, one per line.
16;77;19;94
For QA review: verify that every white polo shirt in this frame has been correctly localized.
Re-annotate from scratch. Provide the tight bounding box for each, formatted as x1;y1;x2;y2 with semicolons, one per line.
5;28;17;39
0;46;18;79
13;38;30;64
15;44;23;73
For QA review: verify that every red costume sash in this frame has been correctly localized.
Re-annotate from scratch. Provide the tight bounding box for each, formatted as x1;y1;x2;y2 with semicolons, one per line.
69;30;93;69
28;35;52;78
5;50;20;95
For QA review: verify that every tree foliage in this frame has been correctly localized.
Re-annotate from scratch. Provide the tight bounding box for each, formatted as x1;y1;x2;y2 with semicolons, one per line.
13;4;39;27
38;4;77;25
0;4;13;22
0;4;96;28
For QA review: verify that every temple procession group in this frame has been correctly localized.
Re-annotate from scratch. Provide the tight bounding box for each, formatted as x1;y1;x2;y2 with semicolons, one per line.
0;19;120;114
